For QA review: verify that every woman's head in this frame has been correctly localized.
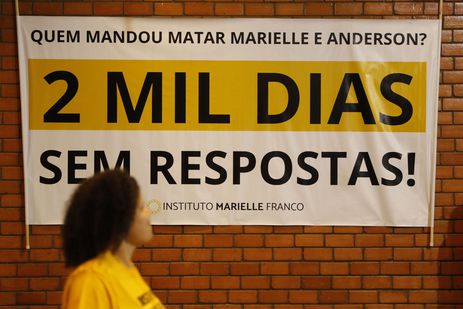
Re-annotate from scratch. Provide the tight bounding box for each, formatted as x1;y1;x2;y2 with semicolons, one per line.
63;169;145;267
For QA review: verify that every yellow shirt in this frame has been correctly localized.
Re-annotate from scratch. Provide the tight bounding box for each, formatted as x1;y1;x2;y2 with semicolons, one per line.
62;252;164;309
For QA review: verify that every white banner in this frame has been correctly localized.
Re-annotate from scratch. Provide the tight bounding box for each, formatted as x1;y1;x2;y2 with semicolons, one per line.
17;16;440;226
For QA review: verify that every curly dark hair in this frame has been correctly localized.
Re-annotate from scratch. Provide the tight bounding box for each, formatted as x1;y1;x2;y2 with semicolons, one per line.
63;169;140;267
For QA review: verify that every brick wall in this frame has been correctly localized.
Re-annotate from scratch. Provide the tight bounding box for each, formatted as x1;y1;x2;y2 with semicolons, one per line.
1;0;462;308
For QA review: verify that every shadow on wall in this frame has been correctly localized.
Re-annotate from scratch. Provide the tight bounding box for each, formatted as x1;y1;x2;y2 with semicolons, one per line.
438;205;463;308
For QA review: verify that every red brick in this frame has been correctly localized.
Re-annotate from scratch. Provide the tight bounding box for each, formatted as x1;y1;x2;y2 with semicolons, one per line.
168;290;198;304
140;263;170;276
393;248;422;260
16;291;46;305
124;3;153;15
3;138;22;152
364;3;393;15
244;248;272;261
198;290;227;303
304;248;333;260
211;276;240;289
204;235;233;247
271;276;300;289
154;3;183;16
304;226;333;233
381;262;410;275
261;262;289;275
442;153;463;166
326;235;354;247
200;262;229;275
184;3;213;16
437;139;455;152
349;291;378;304
379;291;407;303
443;98;463;110
0;153;19;166
147;235;173;247
274;226;303;234
29;249;60;262
1;222;24;234
0;235;21;248
47;291;64;305
63;3;92;15
409;290;438;303
183;249;212;261
153;249;181;261
94;3;123;15
0;181;21;194
444;16;463;29
213;226;242;234
289;290;318;303
385;234;414;247
455;85;463;97
213;248;242;261
335;3;362;15
275;3;303;16
320;262;349;275
170;262;200;275
289;262;318;275
319;290;348;304
152;226;182;234
305;3;333;16
301;276;331;289
295;234;323;247
245;3;274;16
332;276;361;289
441;261;463;275
393;276;422;289
242;276;270;289
0;278;28;291
134;247;151;260
411;261;439;275
181;276;208;289
351;262;380;275
333;248;362;260
273;248;301;260
364;248;392;261
437;166;454;179
0;125;19;138
394;3;423;15
33;2;62;15
265;235;293;247
0;208;22;221
333;227;362;234
0;292;15;305
174;235;202;247
30;226;61;235
231;262;259;275
30;278;60;291
234;235;264;247
229;290;257;303
456;112;463;125
29;235;53;248
442;179;463;192
216;3;243;16
259;290;288;303
0;264;16;276
424;276;450;289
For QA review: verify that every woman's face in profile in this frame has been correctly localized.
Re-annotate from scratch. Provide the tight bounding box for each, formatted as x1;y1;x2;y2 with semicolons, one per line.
126;194;153;247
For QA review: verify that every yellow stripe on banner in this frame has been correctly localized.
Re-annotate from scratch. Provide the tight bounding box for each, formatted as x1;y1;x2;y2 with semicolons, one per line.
29;59;426;132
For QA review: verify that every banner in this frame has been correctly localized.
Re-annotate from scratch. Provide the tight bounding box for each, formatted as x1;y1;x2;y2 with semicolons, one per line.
17;16;440;226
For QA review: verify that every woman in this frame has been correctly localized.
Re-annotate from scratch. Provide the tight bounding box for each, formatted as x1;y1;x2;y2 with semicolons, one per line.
62;169;165;309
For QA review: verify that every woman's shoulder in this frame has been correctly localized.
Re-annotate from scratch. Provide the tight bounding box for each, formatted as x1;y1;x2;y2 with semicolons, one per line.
62;256;113;309
68;254;113;283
